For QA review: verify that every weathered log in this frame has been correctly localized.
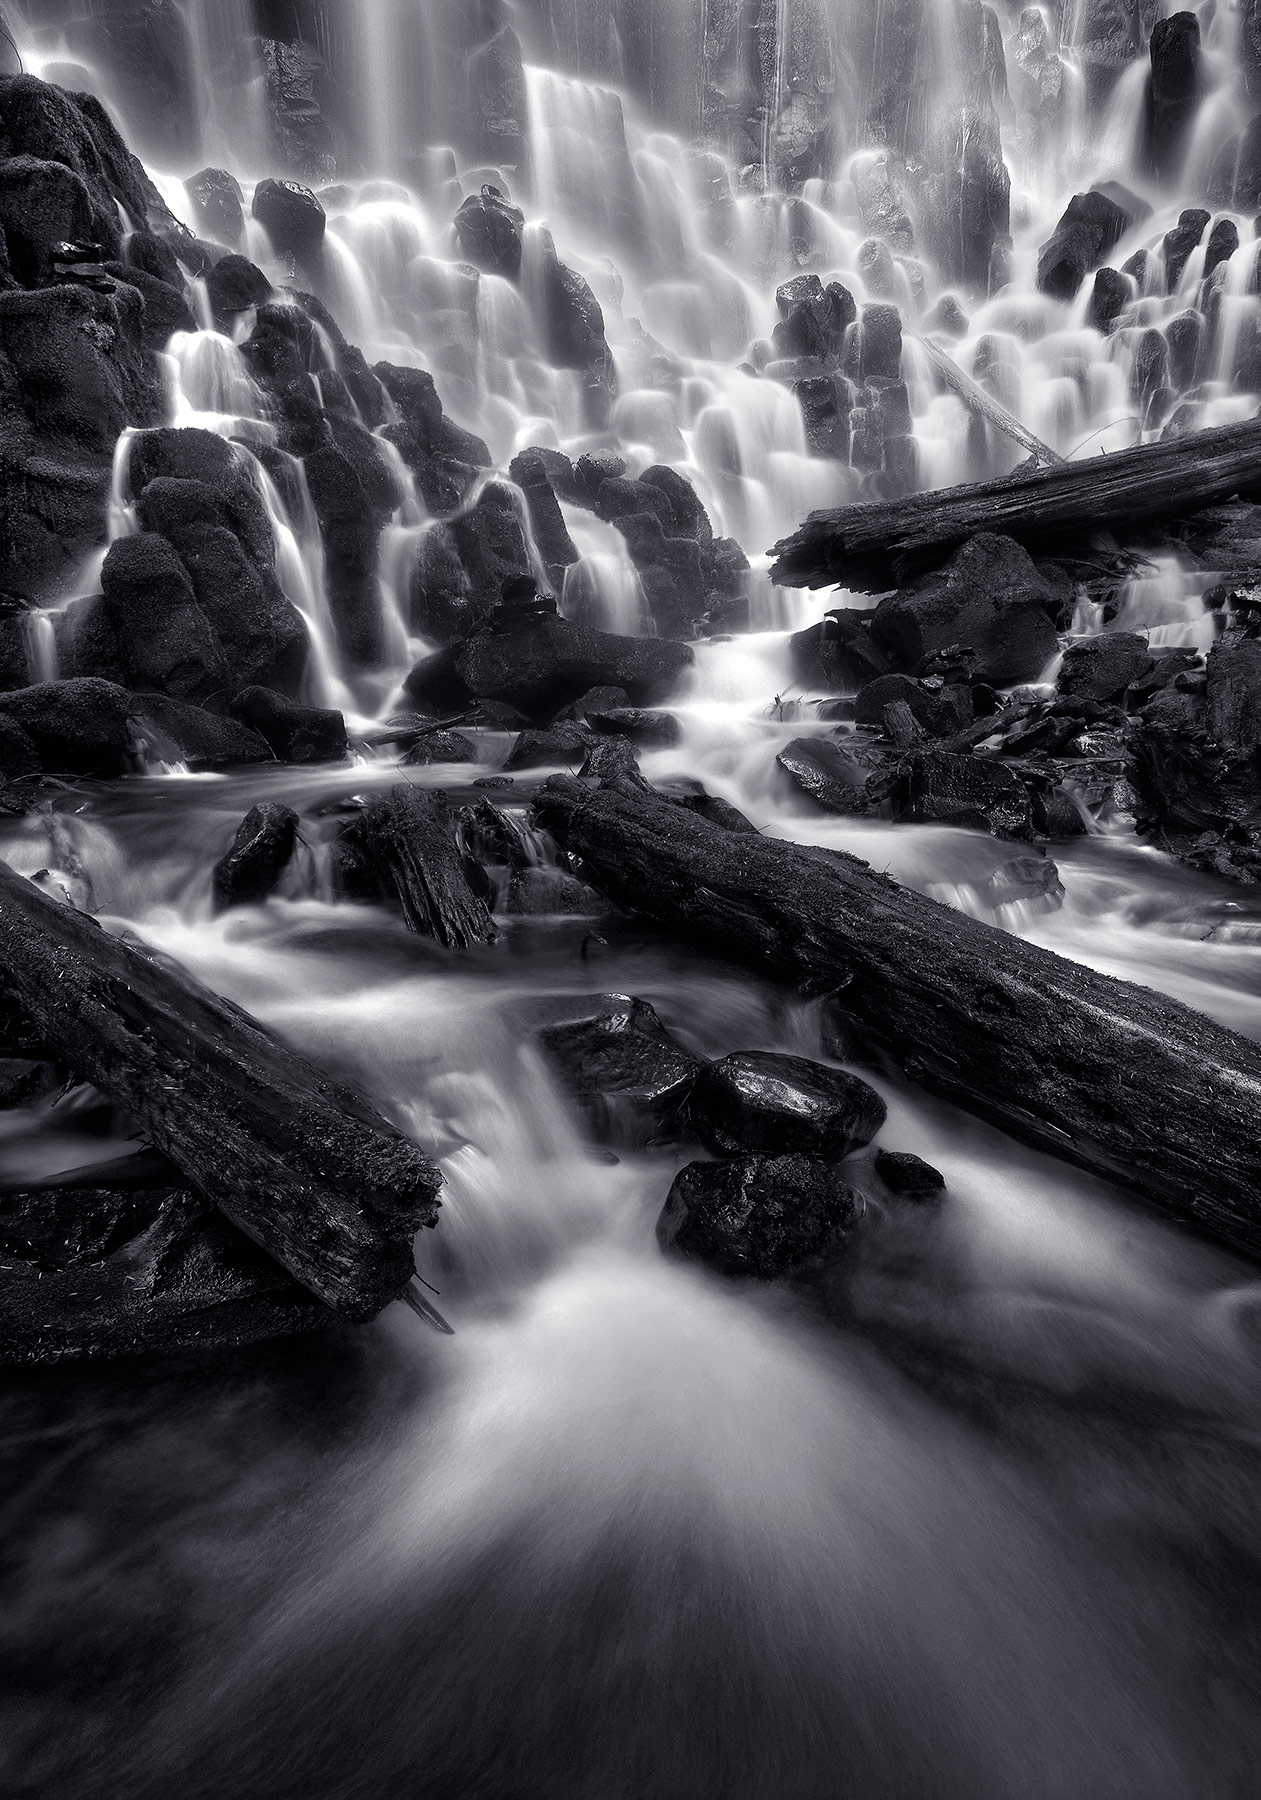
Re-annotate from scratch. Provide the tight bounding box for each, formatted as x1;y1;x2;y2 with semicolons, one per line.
343;784;495;947
0;859;441;1320
533;770;1261;1261
769;415;1261;591
908;332;1064;469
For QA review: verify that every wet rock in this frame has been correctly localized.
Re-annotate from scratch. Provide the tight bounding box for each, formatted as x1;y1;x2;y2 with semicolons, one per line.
536;993;702;1146
0;713;39;781
794;375;851;460
872;534;1060;686
303;442;395;666
791;612;888;691
402;729;476;765
453;185;524;279
458;797;533;870
555;685;631;722
504;867;605;916
261;38;334;181
586;708;682;748
854;673;972;736
0;678;132;778
1086;266;1130;332
1146;12;1201;181
893;748;1034;837
858;303;902;381
101;260;196;354
468;23;527;166
504;724;595;771
534;231;616;411
638;465;714;542
212;802;300;912
227;686;348;764
923;294;970;338
205;252;273;326
1037;189;1140;301
185;167;245;246
437;482;533;640
773;274;855;363
1204;217;1240;281
1162;207;1209;289
251;177;325;261
100;533;228;703
657;1152;865;1279
1057;632;1153;702
689;1050;886;1160
0;280;163;460
1165;309;1203;389
506;449;578;588
404;610;692;724
874;1148;946;1196
136;476;307;696
0;153;100;286
777;736;880;814
131;694;273;772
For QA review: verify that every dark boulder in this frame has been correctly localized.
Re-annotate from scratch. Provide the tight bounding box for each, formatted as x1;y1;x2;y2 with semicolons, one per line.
453;185;524;279
0;281;162;457
871;534;1060;685
261;38;335;181
858;303;902;380
875;1148;946;1196
507;449;579;588
1204;217;1240;280
0;677;132;777
251;178;325;261
101;261;196;354
777;736;880;814
689;1051;886;1160
1036;189;1138;300
131;693;274;772
1056;632;1152;702
534;231;616;411
773;274;856;363
1086;266;1130;332
303;443;392;666
794;375;851;460
923;294;970;338
853;673;971;735
127;429;275;565
535;993;702;1146
503;723;595;770
0;713;39;781
185;167;245;246
100;533;228;703
205;252;273;326
586;707;682;748
0;153;99;285
227;686;347;764
404;610;692;723
657;1153;865;1279
892;747;1033;837
212;802;299;911
402;729;476;765
790;613;888;691
1162;207;1209;289
1146;12;1201;182
638;465;714;542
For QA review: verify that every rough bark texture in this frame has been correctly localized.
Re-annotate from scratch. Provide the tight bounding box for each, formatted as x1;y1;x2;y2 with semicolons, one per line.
533;771;1261;1262
0;861;441;1320
769;416;1261;590
347;784;496;948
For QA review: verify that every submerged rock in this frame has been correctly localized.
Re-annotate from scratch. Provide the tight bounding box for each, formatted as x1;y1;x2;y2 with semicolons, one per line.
657;1153;865;1279
535;993;702;1147
688;1051;887;1160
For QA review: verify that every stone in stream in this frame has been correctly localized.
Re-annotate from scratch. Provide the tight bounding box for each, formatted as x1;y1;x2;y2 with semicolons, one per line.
132;695;275;773
689;1052;887;1161
205;251;273;327
777;736;882;814
212;803;300;912
404;600;693;724
1036;187;1144;300
983;855;1065;911
227;687;348;765
1085;266;1130;333
893;748;1034;838
871;534;1061;687
504;723;596;771
874;1149;946;1197
402;730;477;766
251;177;326;260
100;533;229;704
1161;207;1209;289
453;184;525;278
657;1153;865;1279
1056;632;1153;703
586;708;683;749
185;166;245;245
790;613;888;692
535;993;703;1147
853;673;973;736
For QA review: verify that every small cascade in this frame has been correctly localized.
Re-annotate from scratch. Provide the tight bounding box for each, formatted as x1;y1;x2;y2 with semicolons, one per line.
21;610;59;686
248;456;358;716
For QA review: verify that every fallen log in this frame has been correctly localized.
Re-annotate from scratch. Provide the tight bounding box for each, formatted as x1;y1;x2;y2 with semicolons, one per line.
908;332;1064;469
341;784;496;947
533;770;1261;1261
769;414;1261;591
0;860;441;1321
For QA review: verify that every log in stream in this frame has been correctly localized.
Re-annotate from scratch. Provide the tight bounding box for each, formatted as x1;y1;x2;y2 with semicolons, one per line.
0;860;442;1322
534;770;1261;1261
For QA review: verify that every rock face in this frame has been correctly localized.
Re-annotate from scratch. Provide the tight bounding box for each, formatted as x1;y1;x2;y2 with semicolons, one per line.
871;534;1060;685
657;1153;865;1279
688;1051;887;1159
536;993;702;1146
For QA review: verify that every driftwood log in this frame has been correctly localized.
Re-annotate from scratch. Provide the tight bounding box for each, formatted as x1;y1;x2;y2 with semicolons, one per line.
342;785;495;948
0;860;441;1321
769;415;1261;591
534;770;1261;1261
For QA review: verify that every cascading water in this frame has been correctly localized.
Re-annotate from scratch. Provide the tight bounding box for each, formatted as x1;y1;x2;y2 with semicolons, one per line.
7;1;1261;1795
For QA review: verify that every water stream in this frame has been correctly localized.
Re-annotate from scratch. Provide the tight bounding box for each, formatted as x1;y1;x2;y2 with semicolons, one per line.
5;0;1261;1794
